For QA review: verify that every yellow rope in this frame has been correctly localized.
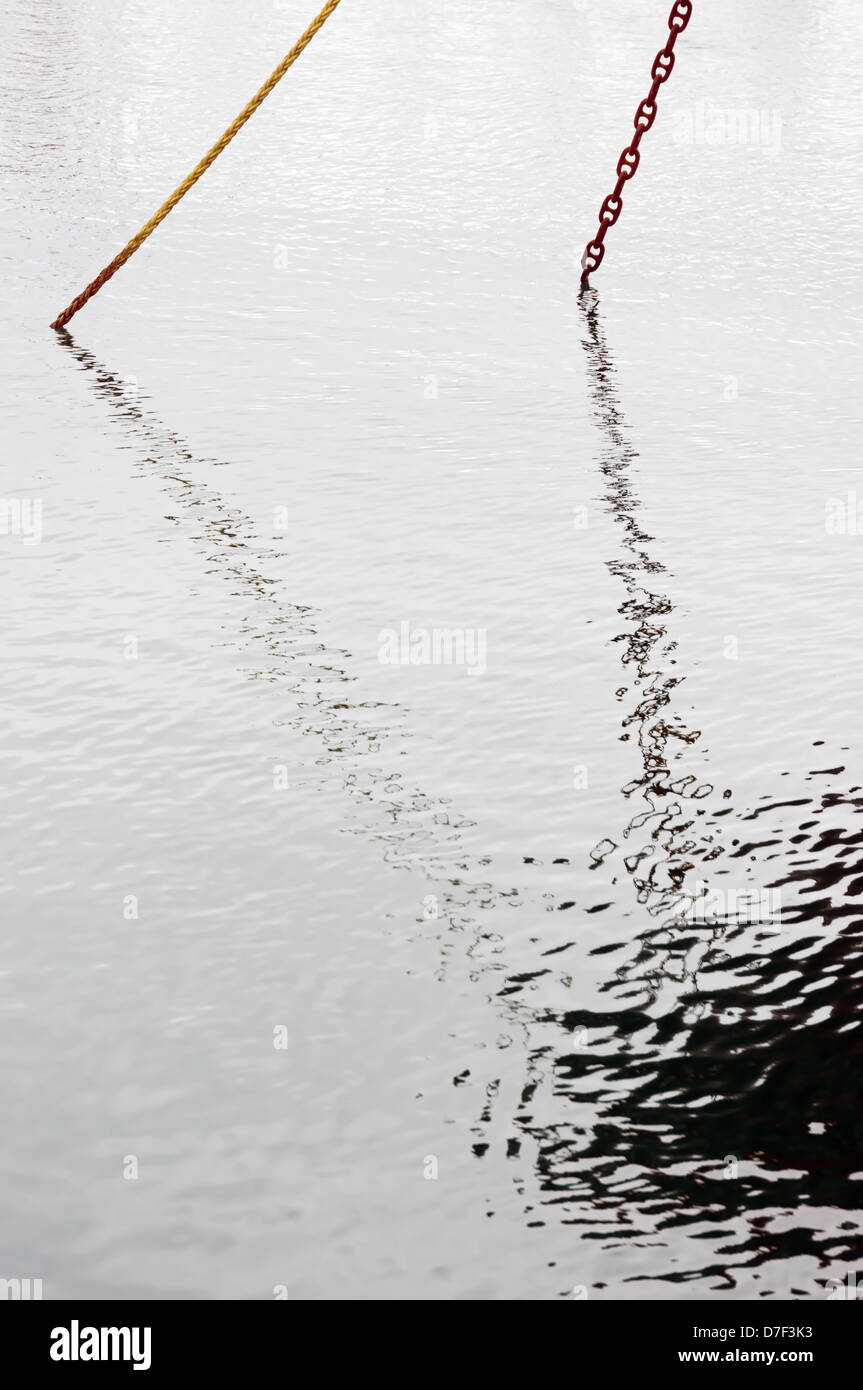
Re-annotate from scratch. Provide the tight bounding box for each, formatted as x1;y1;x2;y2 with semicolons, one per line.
50;0;344;331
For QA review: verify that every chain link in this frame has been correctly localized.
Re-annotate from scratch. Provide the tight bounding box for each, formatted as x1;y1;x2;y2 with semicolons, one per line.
580;1;693;283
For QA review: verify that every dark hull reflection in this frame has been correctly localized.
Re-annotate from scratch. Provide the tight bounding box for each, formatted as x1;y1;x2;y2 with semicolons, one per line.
479;292;863;1294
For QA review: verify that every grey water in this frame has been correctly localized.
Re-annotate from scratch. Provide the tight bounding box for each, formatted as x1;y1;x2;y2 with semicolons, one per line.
3;0;863;1300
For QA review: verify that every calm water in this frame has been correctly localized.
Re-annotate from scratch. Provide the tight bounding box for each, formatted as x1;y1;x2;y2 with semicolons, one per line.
3;0;863;1300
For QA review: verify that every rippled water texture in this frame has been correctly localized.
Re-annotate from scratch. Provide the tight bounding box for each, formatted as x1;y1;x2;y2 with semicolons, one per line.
3;0;863;1299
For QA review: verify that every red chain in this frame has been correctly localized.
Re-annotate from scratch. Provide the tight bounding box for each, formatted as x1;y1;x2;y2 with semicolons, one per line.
580;1;693;283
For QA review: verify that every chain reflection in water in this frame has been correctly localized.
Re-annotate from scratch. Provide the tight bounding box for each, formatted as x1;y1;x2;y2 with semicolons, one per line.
471;291;863;1295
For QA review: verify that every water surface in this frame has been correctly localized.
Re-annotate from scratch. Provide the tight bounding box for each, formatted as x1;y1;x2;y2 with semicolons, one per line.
2;0;863;1299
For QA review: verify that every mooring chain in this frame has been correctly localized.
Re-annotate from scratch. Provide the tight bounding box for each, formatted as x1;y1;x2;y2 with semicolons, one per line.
580;0;692;284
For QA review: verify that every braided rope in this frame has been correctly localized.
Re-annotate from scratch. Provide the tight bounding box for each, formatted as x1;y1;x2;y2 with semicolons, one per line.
50;0;344;330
